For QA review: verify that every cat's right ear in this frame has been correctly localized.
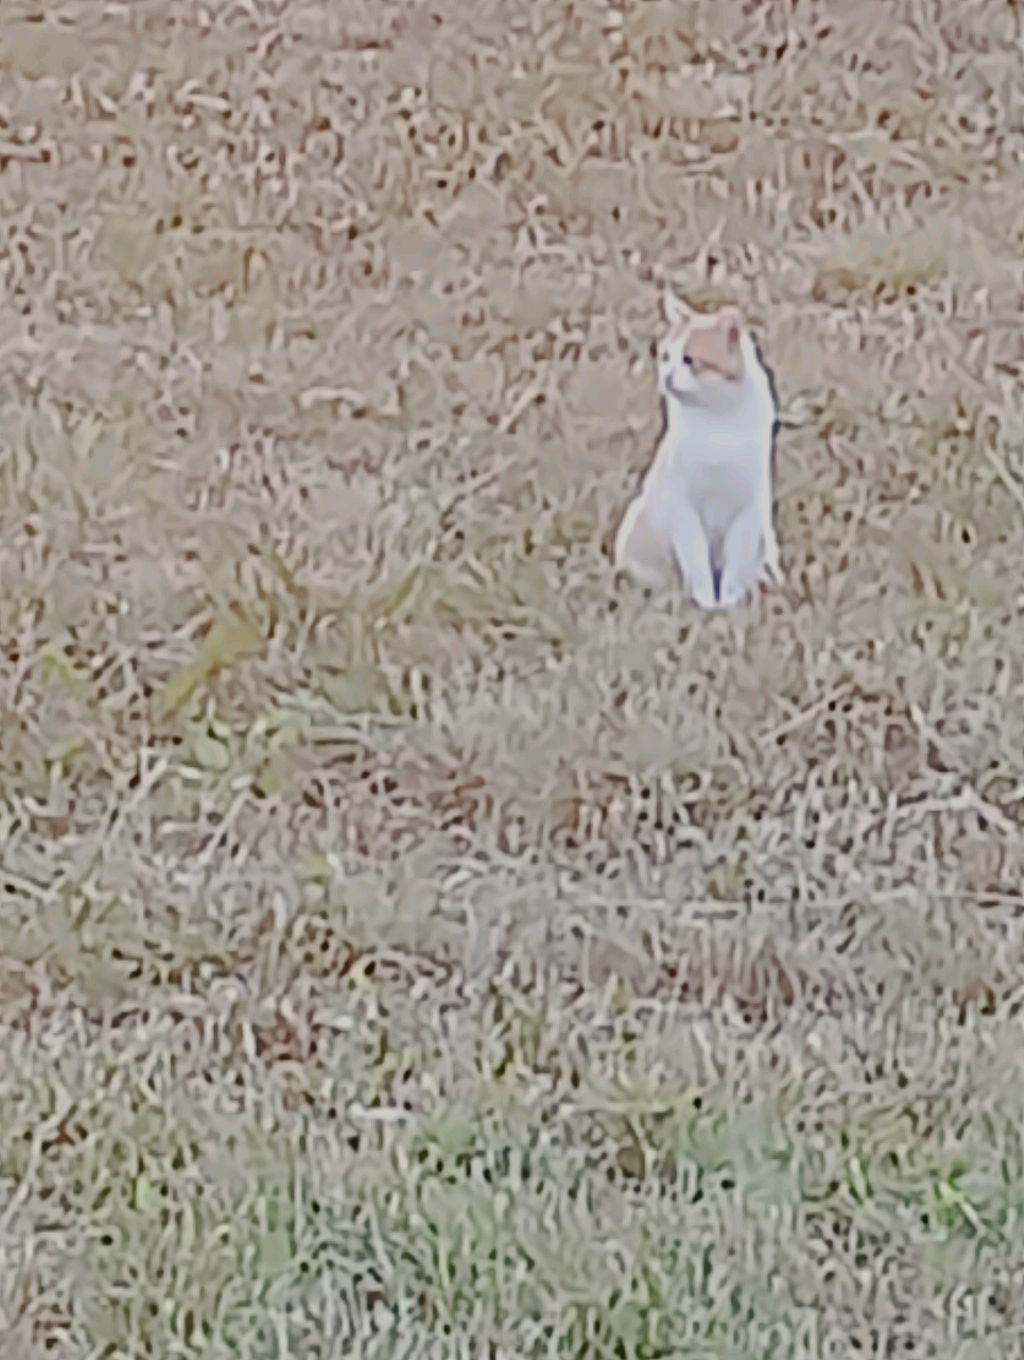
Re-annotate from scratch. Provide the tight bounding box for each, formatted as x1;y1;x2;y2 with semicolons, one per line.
662;292;692;329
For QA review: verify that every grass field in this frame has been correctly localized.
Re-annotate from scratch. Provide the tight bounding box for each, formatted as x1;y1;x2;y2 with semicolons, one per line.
3;0;1024;1354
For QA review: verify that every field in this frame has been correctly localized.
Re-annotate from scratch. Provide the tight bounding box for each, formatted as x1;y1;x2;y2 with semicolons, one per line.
3;0;1024;1354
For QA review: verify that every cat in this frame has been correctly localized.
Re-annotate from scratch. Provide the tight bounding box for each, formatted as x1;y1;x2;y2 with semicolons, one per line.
613;292;782;610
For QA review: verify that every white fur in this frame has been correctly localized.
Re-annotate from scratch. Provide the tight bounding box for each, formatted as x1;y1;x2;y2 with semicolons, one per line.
614;302;781;611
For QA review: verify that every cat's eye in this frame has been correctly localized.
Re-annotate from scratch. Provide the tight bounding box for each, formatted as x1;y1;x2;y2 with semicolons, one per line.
682;355;694;368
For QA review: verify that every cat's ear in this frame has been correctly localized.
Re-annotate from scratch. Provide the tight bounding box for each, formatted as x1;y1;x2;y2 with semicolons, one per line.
719;306;743;350
662;291;692;328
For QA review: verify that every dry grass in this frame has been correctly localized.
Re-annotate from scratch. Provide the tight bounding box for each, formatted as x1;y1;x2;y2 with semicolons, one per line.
3;0;1024;1354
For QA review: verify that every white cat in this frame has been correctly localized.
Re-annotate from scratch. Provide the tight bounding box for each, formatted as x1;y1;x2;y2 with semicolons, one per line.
614;293;782;610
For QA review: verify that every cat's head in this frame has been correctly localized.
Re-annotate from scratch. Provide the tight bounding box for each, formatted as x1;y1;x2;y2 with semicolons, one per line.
656;293;748;410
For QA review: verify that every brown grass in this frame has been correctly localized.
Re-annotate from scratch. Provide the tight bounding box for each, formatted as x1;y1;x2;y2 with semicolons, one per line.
3;0;1024;1354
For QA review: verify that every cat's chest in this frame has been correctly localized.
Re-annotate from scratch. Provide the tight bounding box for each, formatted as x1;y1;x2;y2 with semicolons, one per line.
668;417;768;485
653;414;770;525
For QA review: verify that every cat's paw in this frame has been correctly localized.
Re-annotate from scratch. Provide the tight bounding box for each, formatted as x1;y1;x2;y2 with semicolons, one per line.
718;580;752;609
689;581;722;611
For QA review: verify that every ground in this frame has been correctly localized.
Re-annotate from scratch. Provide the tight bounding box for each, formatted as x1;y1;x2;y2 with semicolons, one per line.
2;0;1024;1354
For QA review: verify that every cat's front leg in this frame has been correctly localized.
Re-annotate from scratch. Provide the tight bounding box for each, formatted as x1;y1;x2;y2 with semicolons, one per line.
718;501;765;608
669;501;720;610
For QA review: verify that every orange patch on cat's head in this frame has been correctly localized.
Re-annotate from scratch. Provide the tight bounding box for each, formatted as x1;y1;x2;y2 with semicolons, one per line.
661;294;746;383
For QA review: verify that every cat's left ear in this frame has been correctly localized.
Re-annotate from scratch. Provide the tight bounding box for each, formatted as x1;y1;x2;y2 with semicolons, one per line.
719;307;743;350
663;291;693;328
